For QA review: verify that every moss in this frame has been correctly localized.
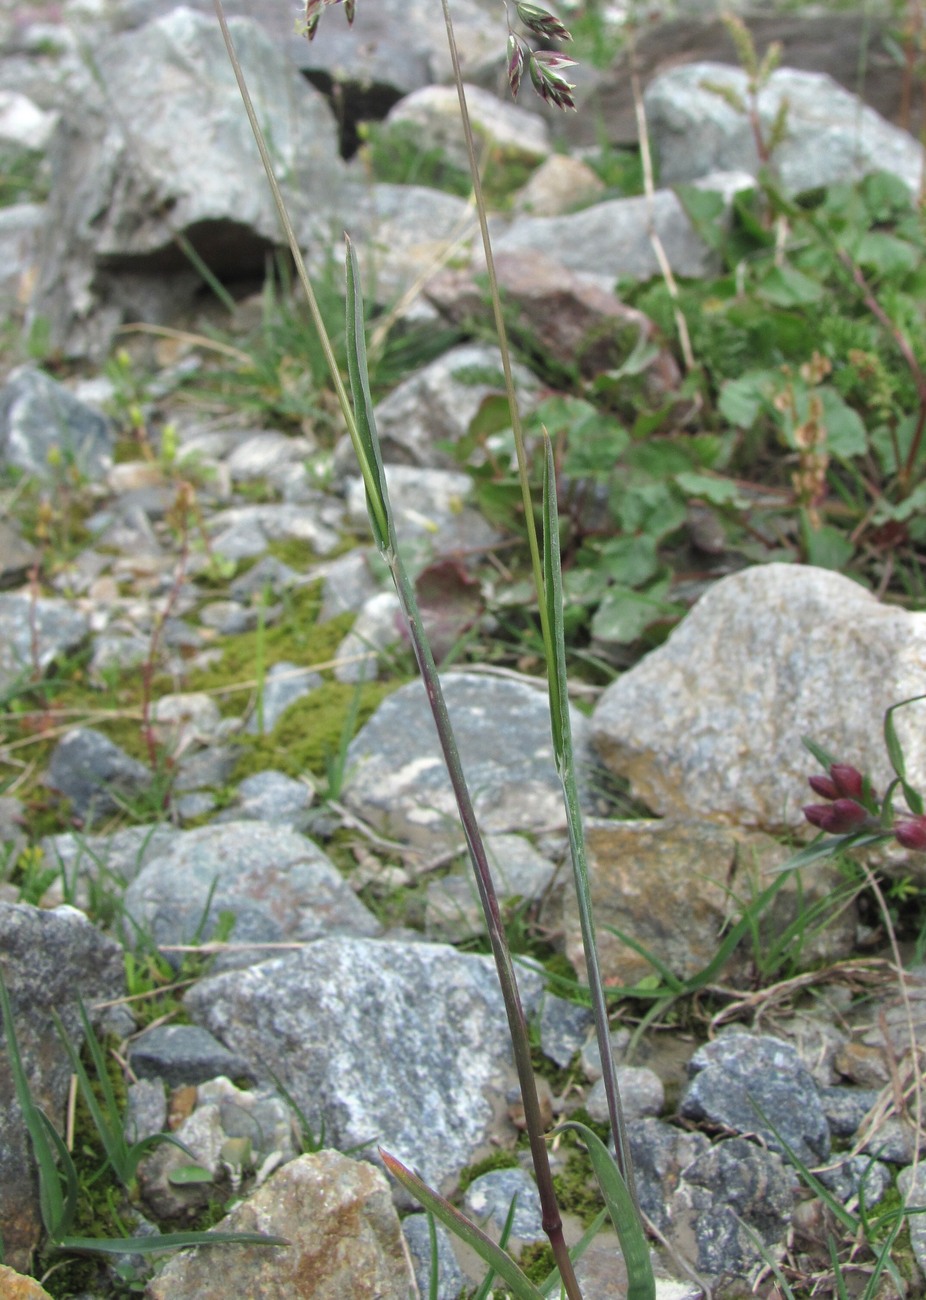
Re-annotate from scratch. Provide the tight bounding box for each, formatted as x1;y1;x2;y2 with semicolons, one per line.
456;1150;521;1196
519;1240;555;1282
231;677;397;782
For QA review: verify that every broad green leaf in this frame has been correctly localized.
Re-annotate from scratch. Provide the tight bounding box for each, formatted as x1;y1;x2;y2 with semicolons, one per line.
815;387;867;459
718;370;779;428
612;479;687;541
597;535;660;588
556;1123;655;1300
380;1151;545;1300
674;471;744;507
591;584;683;645
854;231;918;278
757;263;825;307
801;521;855;571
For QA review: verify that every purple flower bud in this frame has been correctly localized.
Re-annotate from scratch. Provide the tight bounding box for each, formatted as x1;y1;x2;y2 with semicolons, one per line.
830;764;864;800
808;774;839;800
803;799;868;834
894;816;926;851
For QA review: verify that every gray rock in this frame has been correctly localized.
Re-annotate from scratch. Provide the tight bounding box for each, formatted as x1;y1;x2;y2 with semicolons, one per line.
344;465;499;562
198;600;259;636
401;1213;469;1300
89;631;150;678
382;83;550;174
0;518;38;590
425;832;558;943
229;555;304;602
0;202;44;311
145;1150;416;1300
819;1086;881;1138
539;994;594;1070
646;62;926;197
209;502;341;561
817;1156;891;1207
342;671;590;855
368;342;541;470
627;1116;710;1234
580;1027;631;1083
586;1066;664;1125
124;1077;168;1146
591;564;926;834
173;746;241;794
44;726;153;825
226;430;313;482
123;821;380;970
0;902;124;1270
317;549;380;622
558;817;855;989
245;661;322;735
488;175;751;285
334;591;403;684
40;822;180;890
343;182;478;311
29;7;351;358
680;1033;830;1164
678;1136;797;1282
215;771;315;829
462;1166;545;1244
128;1024;254;1088
0;593;81;696
138;1073;300;1220
184;936;544;1194
898;1163;926;1281
0;364;112;480
562;10;921;151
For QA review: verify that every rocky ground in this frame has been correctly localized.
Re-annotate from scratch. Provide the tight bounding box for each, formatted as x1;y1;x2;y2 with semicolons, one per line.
2;1;926;1297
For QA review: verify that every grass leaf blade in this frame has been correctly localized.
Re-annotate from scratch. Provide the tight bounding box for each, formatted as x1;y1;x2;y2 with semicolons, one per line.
380;1150;545;1300
556;1122;655;1300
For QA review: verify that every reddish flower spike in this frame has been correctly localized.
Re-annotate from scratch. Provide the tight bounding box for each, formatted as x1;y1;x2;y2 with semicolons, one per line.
894;816;926;851
803;799;868;835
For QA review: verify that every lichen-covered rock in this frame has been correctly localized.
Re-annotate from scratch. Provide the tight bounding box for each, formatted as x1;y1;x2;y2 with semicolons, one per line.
592;564;926;833
145;1150;416;1299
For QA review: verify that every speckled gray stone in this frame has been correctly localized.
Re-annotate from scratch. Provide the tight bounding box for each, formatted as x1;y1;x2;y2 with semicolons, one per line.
680;1033;830;1164
0;592;88;694
401;1214;468;1300
462;1167;545;1243
343;671;591;855
44;726;152;825
592;564;926;833
123;821;380;970
129;1024;254;1088
646;63;926;196
184;936;544;1194
0;365;113;480
539;993;594;1069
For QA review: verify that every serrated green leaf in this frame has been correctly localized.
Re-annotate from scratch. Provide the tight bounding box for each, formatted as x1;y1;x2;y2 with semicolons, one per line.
717;370;779;429
591;584;682;645
597;535;660;588
674;185;727;252
854;231;918;278
815;387;867;459
801;520;855;571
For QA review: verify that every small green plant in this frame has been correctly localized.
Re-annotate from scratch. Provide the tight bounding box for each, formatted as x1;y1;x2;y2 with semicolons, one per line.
0;972;285;1281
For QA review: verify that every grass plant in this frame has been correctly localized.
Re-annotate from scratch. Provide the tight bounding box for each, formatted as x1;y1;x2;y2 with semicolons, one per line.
217;0;653;1294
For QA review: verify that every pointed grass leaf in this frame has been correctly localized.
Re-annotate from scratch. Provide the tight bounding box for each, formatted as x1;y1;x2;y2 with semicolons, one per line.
55;1229;288;1255
556;1123;655;1300
344;237;391;552
541;434;569;771
0;972;77;1240
380;1150;545;1300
